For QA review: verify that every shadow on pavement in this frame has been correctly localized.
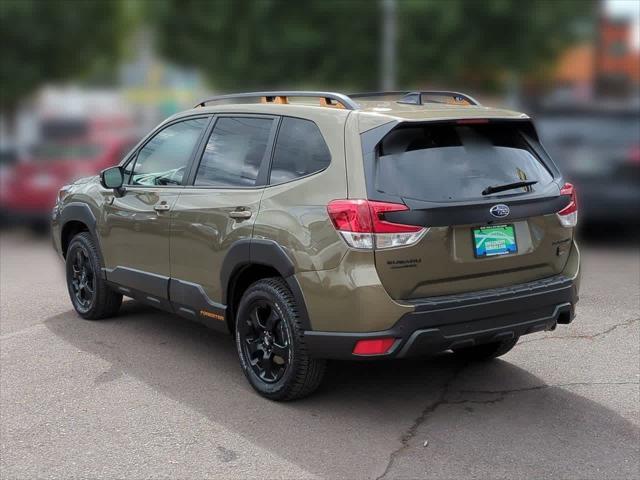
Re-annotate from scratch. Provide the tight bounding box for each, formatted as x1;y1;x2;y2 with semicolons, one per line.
45;301;639;479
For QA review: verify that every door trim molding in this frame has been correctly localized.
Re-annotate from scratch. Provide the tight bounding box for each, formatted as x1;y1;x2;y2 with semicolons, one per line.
103;266;230;333
103;266;169;299
169;278;228;332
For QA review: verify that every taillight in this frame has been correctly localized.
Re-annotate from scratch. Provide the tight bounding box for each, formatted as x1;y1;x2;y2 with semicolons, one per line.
352;338;396;355
557;182;578;227
327;199;427;250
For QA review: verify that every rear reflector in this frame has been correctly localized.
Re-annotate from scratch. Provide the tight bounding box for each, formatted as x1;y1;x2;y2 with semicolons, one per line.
327;199;427;250
352;338;396;355
557;182;578;227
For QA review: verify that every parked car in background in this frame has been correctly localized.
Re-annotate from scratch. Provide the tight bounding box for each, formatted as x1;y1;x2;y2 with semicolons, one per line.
0;117;137;232
0;146;19;226
535;105;640;227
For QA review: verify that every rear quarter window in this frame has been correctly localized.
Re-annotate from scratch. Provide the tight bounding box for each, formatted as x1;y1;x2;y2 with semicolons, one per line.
376;122;554;202
269;117;331;184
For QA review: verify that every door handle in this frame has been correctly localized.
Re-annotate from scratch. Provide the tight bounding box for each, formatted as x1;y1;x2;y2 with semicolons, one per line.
229;209;252;219
154;203;171;212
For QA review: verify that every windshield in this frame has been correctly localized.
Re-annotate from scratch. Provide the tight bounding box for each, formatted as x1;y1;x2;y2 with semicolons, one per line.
537;116;640;148
31;143;103;162
375;122;553;202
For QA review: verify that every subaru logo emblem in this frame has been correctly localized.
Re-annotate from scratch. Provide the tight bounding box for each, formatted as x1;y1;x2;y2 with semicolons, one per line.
490;204;510;218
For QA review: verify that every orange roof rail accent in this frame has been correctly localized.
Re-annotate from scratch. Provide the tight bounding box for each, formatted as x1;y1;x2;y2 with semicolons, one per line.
194;92;360;109
320;97;346;109
261;95;289;104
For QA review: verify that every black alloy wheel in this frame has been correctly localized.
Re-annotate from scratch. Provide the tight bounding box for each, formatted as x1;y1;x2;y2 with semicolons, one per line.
69;246;95;312
238;299;292;383
234;277;326;401
65;232;122;320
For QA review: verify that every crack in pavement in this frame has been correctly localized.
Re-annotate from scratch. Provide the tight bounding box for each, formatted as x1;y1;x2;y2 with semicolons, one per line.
519;317;640;345
458;381;639;397
375;377;639;480
375;363;468;480
375;316;640;478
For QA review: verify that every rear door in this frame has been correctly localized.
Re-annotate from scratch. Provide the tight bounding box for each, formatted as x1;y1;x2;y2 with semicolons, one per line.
170;115;278;317
364;120;574;299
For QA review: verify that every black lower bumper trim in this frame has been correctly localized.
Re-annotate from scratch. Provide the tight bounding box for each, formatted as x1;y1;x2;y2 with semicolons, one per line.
304;275;577;360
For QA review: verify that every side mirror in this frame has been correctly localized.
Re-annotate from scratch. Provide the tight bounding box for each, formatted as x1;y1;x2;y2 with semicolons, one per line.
100;166;124;190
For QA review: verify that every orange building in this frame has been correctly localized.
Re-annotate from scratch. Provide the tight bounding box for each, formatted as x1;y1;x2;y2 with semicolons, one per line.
554;16;640;97
597;17;640;88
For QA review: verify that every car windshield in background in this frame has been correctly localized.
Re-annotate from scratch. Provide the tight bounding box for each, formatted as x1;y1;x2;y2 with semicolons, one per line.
375;122;553;202
537;116;640;148
537;115;640;177
31;143;103;162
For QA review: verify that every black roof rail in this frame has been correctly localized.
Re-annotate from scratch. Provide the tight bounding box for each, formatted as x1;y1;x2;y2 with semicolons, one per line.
194;91;360;110
349;90;481;106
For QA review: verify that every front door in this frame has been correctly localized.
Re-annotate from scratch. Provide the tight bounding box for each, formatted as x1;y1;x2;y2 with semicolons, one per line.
100;116;209;302
170;115;278;321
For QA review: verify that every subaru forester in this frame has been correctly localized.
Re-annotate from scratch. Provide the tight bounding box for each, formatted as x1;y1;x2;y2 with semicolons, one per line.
52;91;580;400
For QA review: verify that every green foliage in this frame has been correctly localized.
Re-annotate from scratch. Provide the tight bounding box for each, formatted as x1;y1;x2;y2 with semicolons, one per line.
151;0;595;91
398;0;596;88
0;0;596;108
0;0;127;110
151;0;381;91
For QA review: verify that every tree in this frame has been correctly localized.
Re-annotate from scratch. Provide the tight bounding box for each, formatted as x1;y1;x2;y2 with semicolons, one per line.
151;0;381;91
398;0;596;90
150;0;595;92
0;0;128;121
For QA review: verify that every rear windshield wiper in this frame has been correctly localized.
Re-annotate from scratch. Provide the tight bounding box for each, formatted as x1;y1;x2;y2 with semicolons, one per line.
482;180;538;196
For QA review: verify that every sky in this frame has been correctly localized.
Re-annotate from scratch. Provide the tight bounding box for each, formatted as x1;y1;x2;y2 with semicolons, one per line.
606;0;640;49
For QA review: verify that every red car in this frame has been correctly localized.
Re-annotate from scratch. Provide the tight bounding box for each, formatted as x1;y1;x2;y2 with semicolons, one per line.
0;135;136;231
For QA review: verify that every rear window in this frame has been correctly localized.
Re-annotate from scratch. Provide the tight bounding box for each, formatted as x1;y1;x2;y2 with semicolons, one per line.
376;122;553;202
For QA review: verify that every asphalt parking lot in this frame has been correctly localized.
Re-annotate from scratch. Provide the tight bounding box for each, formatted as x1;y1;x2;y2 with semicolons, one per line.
1;230;638;479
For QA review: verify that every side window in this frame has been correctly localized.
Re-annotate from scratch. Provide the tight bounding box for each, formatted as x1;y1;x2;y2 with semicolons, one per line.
194;117;274;187
269;117;331;184
127;118;208;186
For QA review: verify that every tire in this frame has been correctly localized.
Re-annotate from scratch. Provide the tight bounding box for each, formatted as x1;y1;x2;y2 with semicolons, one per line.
235;277;326;401
452;337;519;361
65;232;122;320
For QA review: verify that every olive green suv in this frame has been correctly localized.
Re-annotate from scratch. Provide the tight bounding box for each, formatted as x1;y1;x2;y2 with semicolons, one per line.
52;91;580;400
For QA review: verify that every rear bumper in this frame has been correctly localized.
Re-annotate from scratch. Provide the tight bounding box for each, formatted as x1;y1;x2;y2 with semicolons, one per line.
304;274;578;360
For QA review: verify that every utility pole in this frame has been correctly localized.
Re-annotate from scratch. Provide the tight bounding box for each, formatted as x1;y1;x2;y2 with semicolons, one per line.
380;0;397;90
